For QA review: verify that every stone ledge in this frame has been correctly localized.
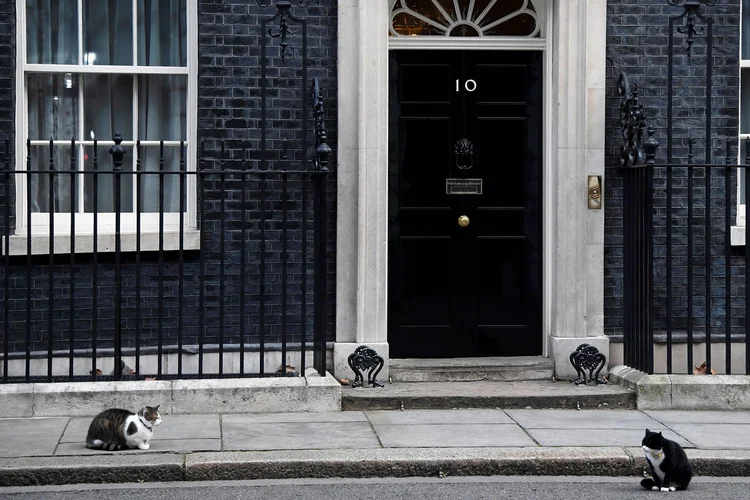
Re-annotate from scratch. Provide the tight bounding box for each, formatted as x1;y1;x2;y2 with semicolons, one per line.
609;365;750;410
0;373;342;418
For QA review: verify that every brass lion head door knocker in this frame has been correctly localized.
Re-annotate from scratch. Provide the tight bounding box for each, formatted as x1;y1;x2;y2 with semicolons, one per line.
454;138;474;170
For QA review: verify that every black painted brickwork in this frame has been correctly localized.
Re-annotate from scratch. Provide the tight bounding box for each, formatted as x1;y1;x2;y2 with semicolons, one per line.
605;0;744;346
0;1;14;238
0;0;337;357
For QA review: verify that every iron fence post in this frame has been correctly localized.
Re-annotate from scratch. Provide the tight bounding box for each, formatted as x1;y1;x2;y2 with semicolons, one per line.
312;78;331;376
3;140;9;383
109;133;125;381
644;126;658;374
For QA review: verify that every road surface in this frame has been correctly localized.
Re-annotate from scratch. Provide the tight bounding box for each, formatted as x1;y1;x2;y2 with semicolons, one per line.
2;476;750;499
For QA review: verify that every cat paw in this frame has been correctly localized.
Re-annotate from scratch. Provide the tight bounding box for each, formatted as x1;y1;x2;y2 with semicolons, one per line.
669;487;676;492
652;487;660;491
660;487;670;492
137;443;150;450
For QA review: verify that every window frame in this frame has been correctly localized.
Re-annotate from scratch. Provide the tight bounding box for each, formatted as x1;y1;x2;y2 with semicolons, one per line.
14;0;198;240
734;0;749;245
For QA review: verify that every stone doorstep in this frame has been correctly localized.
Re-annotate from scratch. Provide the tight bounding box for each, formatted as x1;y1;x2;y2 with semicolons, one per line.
3;448;750;486
609;365;750;411
0;369;342;418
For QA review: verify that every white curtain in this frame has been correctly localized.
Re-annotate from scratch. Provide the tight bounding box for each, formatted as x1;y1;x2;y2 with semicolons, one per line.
138;0;187;213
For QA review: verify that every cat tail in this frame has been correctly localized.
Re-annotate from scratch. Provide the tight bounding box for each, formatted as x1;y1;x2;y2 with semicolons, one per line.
86;439;128;451
640;478;657;490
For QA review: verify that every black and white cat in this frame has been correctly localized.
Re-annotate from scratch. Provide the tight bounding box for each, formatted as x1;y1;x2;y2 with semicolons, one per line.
86;405;162;451
641;428;692;492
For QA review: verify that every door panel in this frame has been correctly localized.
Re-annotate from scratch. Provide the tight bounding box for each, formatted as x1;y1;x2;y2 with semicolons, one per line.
388;50;542;358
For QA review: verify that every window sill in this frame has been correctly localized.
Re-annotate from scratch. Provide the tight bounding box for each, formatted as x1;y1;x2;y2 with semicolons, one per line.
2;230;201;256
731;225;746;247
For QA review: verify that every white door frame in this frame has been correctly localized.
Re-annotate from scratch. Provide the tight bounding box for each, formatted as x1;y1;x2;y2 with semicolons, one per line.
333;0;608;380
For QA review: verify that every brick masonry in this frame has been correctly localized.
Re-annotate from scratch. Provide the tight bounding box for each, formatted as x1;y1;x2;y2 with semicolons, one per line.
0;0;337;363
605;0;743;345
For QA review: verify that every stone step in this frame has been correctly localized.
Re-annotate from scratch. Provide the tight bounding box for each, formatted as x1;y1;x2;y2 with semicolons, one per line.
389;356;554;383
342;380;635;411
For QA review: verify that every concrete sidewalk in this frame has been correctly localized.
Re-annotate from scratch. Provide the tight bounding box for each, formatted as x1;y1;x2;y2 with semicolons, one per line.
2;409;750;486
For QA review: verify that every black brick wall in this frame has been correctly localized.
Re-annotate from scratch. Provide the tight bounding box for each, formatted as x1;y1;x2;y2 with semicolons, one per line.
0;0;14;235
0;0;337;358
605;0;743;342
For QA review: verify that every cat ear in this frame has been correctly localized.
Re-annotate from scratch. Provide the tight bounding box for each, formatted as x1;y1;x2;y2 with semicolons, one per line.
658;431;662;436
645;428;650;433
154;405;160;411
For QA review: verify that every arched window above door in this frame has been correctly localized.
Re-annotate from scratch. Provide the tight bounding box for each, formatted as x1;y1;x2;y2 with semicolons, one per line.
389;0;541;38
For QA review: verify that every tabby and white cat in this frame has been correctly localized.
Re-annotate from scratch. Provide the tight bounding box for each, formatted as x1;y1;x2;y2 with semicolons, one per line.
86;406;162;451
641;428;693;492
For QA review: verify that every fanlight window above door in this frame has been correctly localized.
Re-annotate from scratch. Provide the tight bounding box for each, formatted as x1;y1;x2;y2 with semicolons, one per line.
390;0;540;37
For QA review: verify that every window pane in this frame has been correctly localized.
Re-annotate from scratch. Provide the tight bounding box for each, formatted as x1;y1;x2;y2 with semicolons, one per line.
83;74;133;141
27;73;80;141
741;167;746;206
744;0;750;59
28;144;79;213
26;0;79;64
138;146;185;213
138;75;186;140
138;0;187;66
83;0;133;65
743;69;750;135
742;141;748;205
83;145;134;212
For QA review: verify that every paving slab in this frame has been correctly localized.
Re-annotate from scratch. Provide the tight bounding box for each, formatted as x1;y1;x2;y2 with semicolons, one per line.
506;409;661;429
366;409;515;425
61;414;221;443
645;410;750;425
372;423;537;448
525;428;694;448
54;439;221;455
219;412;367;424
665;424;750;449
0;418;69;458
220;418;381;451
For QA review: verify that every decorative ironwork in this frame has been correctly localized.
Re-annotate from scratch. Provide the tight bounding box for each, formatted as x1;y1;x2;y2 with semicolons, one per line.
390;0;541;38
108;132;125;167
258;0;316;61
643;126;659;166
267;2;297;61
667;0;715;58
311;78;331;172
618;72;646;167
454;138;473;156
569;343;608;385
347;345;385;388
454;138;474;170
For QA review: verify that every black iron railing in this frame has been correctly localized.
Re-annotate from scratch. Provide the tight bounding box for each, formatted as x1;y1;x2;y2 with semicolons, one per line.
0;134;330;383
618;0;748;375
622;137;750;376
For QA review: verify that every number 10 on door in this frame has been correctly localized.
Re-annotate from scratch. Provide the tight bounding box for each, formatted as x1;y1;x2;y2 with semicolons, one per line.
456;79;477;92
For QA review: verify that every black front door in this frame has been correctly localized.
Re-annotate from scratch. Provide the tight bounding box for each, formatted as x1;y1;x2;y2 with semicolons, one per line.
388;50;543;358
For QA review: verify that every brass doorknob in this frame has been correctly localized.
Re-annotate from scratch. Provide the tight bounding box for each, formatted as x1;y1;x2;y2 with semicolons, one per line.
458;215;470;227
